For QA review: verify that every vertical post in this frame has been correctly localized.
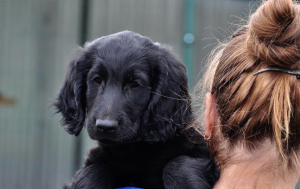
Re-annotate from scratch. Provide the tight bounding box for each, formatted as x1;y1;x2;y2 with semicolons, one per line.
80;0;90;46
73;0;90;173
183;0;195;88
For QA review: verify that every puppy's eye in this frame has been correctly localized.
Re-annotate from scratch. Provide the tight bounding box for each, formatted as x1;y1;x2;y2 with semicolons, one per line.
92;76;103;85
130;80;140;88
124;80;140;91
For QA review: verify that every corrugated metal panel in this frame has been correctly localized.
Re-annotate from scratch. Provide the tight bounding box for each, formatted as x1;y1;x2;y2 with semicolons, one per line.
88;0;184;57
191;0;259;87
0;0;81;188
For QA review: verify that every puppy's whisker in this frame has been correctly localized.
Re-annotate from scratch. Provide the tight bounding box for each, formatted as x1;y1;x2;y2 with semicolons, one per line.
151;92;186;101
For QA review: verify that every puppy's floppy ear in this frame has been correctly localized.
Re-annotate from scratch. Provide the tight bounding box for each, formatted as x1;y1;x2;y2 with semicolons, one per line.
54;47;92;136
141;46;193;143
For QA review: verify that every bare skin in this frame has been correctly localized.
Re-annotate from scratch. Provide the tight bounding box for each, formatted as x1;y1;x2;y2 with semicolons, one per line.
205;93;300;189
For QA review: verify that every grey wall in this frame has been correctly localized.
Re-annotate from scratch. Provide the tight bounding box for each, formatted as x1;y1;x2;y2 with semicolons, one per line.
0;0;81;188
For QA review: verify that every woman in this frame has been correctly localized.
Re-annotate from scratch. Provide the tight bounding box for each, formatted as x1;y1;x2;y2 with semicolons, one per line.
197;0;300;188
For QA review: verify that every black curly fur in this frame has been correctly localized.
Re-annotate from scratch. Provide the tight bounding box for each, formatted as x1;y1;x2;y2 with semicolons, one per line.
54;31;219;189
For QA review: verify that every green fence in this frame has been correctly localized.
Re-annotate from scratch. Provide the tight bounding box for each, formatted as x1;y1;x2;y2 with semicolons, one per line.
1;0;299;188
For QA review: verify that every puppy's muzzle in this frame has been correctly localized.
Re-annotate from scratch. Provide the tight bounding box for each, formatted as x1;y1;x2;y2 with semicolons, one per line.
96;119;118;133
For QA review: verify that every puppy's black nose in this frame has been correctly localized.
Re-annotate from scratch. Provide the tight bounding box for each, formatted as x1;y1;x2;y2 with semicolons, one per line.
96;119;118;133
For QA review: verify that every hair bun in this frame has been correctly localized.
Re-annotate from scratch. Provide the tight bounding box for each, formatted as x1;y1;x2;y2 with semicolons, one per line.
247;0;300;68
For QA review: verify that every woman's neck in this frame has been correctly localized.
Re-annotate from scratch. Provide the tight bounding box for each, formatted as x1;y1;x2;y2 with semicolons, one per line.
214;162;298;189
214;142;299;189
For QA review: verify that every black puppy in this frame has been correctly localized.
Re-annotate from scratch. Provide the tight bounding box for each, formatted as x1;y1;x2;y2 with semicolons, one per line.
55;31;219;189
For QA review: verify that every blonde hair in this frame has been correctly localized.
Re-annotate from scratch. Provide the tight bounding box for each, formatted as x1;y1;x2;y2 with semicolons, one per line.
198;0;300;171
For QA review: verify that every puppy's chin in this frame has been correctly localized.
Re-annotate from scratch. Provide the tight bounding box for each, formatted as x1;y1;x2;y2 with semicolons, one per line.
97;139;118;146
88;129;140;144
97;135;141;147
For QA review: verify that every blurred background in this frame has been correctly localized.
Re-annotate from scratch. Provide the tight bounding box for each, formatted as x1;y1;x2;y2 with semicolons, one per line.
1;0;299;188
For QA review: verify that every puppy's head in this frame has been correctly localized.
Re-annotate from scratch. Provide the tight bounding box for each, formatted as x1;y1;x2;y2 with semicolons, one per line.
54;31;192;143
